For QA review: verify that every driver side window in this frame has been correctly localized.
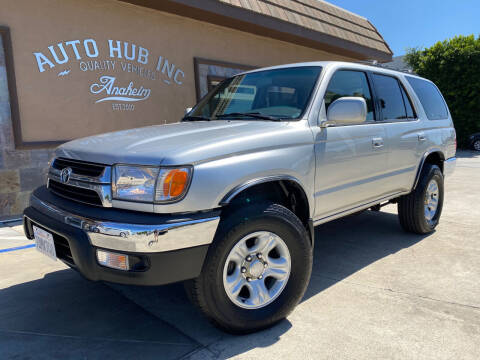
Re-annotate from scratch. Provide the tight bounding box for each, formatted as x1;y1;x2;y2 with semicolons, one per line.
325;70;375;121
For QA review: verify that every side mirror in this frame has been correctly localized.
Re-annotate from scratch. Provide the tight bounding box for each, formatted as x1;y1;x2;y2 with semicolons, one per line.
322;97;367;127
185;107;192;115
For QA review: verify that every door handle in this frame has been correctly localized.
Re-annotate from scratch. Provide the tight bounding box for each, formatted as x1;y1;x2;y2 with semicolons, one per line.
372;137;384;148
418;133;426;142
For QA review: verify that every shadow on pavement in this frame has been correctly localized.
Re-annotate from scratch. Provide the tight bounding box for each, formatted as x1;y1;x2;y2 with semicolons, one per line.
0;210;430;359
304;209;426;301
0;270;199;360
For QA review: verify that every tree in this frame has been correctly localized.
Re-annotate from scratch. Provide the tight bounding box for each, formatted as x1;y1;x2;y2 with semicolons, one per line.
405;35;480;147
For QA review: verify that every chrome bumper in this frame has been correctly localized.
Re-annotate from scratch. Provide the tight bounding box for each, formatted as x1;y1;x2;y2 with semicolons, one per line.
444;157;456;177
29;194;220;253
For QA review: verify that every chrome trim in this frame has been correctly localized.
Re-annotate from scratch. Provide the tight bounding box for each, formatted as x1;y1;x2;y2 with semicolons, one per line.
50;158;112;184
51;160;112;184
443;157;456;177
48;158;113;207
48;174;113;207
29;194;220;253
220;175;304;205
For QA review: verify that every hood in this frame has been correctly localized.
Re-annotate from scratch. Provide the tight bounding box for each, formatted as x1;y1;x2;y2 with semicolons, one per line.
56;120;313;166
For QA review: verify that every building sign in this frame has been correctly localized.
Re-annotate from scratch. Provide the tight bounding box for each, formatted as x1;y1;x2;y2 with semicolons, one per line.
32;38;185;111
2;0;321;148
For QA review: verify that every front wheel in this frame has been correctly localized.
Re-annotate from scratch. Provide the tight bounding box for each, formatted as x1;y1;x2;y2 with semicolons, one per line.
185;202;312;334
398;164;444;234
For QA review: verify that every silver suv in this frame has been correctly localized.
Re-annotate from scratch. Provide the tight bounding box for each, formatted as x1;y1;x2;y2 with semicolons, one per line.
23;61;456;333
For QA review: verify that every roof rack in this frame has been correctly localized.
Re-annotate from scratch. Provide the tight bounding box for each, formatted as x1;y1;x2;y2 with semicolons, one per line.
354;60;415;74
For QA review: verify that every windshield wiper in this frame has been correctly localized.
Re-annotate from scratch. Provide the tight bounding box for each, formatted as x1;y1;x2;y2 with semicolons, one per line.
182;115;211;121
215;112;281;121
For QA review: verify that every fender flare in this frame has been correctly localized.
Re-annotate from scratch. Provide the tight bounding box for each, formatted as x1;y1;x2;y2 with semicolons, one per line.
413;149;445;190
219;175;307;205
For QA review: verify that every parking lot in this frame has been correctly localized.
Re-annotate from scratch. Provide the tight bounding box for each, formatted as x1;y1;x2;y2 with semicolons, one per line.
1;150;479;360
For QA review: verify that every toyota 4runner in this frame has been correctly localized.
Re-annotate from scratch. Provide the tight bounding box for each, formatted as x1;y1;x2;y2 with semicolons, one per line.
23;61;456;333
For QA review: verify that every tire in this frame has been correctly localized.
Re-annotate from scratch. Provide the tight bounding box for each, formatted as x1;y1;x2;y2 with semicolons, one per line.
473;139;480;151
398;164;444;234
185;202;312;334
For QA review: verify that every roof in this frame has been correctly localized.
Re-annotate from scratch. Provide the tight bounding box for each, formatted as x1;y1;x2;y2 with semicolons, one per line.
119;0;393;61
220;0;391;56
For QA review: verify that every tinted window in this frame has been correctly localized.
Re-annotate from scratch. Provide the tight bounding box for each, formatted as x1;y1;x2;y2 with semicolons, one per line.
372;74;408;120
399;84;416;119
191;66;322;120
325;70;374;121
406;77;448;120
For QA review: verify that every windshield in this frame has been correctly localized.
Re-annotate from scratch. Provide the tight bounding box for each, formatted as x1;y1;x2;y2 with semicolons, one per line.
188;66;322;121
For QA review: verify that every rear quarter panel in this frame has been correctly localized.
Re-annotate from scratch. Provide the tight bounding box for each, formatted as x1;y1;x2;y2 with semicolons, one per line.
401;74;456;186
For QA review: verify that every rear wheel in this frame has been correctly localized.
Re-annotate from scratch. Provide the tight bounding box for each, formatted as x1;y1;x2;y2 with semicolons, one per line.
473;139;480;151
185;202;312;333
398;164;444;234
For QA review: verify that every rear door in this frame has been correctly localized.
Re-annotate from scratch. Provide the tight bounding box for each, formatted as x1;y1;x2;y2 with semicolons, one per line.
371;73;425;193
314;69;390;218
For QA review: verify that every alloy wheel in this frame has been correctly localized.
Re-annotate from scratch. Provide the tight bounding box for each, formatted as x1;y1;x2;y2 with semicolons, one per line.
223;231;291;309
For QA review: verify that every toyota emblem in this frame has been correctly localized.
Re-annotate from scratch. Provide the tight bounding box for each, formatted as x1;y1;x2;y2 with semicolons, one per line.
60;167;73;184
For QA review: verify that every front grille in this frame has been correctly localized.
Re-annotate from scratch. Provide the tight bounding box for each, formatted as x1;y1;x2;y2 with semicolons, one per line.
49;179;103;206
53;158;106;177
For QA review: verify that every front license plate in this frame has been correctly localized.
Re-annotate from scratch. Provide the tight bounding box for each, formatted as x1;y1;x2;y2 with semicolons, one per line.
33;225;57;261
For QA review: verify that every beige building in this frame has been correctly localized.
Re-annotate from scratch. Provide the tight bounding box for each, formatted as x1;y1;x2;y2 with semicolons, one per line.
0;0;392;218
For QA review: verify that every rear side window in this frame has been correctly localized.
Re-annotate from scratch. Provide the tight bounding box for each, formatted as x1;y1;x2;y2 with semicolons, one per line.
325;70;375;121
406;77;448;120
372;74;413;121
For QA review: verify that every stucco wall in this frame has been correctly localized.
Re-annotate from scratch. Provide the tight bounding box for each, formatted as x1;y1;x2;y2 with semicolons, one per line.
0;34;54;217
0;0;355;218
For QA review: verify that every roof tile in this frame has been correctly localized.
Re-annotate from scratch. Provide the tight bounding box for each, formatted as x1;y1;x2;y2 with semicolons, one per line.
217;0;392;55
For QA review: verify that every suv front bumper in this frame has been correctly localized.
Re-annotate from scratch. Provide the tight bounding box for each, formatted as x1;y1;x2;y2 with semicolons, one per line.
23;186;220;285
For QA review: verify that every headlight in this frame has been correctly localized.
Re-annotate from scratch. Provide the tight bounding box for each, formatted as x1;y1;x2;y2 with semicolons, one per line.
112;165;192;203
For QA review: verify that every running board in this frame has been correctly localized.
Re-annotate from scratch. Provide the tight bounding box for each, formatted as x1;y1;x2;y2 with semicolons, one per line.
312;191;408;226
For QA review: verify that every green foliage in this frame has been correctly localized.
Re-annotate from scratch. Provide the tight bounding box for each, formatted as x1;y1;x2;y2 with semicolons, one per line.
405;35;480;147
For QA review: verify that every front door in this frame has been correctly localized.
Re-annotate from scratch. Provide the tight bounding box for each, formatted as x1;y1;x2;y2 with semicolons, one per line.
313;69;390;219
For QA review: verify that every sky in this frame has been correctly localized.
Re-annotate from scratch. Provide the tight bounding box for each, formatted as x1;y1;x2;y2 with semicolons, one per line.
326;0;479;56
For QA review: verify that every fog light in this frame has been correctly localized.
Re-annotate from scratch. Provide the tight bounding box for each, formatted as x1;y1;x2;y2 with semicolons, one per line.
96;249;130;271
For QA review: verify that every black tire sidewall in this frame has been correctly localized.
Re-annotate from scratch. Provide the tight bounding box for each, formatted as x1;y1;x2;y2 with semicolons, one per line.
200;203;312;332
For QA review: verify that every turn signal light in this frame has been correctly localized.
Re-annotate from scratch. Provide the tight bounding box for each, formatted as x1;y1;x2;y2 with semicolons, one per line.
96;249;129;271
155;167;191;202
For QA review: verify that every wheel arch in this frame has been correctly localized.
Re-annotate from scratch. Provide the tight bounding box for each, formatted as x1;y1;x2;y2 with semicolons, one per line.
219;176;314;244
413;149;445;190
